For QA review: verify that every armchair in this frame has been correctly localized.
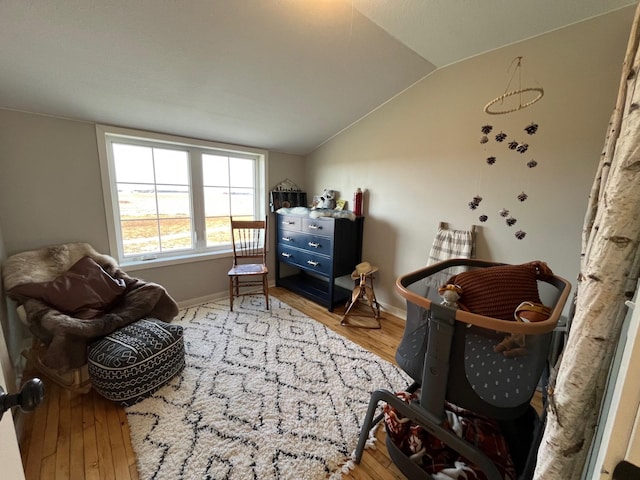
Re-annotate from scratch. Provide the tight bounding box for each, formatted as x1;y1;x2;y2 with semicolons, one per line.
2;242;179;391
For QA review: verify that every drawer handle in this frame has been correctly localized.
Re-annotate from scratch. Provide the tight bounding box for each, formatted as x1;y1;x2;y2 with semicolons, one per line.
307;260;320;267
281;252;292;258
282;237;293;242
307;242;320;248
308;224;321;230
283;221;295;225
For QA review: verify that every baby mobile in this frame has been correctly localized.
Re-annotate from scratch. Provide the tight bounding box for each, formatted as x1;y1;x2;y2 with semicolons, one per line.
471;56;544;240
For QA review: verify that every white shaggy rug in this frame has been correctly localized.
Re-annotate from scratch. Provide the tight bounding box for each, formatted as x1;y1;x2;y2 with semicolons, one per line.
126;295;410;480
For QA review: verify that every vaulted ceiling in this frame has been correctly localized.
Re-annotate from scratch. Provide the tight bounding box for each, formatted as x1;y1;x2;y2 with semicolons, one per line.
0;0;635;155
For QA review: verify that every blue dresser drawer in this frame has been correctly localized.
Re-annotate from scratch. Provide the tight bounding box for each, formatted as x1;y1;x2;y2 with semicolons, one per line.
278;231;332;254
278;245;331;276
278;215;302;232
302;217;335;237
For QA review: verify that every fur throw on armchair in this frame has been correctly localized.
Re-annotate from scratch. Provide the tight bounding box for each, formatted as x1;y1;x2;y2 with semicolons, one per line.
3;242;179;371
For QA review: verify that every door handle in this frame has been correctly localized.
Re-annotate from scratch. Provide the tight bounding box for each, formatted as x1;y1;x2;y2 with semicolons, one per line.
0;378;45;420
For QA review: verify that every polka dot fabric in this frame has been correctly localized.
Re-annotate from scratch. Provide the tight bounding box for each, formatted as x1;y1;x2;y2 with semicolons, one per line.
464;331;541;408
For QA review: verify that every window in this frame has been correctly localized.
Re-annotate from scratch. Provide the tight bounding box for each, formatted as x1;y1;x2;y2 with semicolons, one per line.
96;125;267;266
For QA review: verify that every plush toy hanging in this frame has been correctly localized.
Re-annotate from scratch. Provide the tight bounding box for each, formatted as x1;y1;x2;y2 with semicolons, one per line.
438;284;466;310
494;301;550;357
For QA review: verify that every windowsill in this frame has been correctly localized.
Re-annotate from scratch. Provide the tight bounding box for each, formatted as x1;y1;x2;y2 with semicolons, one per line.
121;250;233;272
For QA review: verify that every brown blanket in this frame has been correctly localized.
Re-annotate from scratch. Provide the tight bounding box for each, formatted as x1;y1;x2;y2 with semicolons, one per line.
3;242;179;370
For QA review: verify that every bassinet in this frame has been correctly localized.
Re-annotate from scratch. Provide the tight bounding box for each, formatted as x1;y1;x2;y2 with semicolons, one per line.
354;259;571;479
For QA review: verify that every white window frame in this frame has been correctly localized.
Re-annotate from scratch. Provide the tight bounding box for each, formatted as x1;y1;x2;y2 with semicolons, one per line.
96;125;268;270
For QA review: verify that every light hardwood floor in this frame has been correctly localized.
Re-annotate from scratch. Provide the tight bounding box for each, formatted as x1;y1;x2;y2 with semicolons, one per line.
19;287;543;480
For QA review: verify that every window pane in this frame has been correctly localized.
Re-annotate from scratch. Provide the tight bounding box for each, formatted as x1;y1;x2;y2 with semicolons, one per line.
230;187;254;216
157;187;193;250
113;144;154;184
229;158;254;187
159;218;193;251
121;219;160;256
154;148;189;185
118;187;158;218
205;216;231;247
157;186;190;217
204;186;230;217
202;154;229;186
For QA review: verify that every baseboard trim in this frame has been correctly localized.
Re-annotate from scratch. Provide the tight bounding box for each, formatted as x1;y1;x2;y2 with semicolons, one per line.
177;282;407;321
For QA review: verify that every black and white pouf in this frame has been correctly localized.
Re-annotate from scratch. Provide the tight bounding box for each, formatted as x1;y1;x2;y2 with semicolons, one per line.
88;318;185;406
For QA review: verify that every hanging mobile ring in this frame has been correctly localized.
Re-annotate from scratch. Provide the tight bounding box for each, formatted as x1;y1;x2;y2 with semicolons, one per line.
484;87;544;115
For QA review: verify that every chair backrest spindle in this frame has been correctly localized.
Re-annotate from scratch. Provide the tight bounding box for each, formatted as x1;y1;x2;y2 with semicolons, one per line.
230;217;267;261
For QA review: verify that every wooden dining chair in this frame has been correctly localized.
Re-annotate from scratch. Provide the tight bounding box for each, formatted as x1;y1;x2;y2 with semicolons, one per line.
228;217;269;311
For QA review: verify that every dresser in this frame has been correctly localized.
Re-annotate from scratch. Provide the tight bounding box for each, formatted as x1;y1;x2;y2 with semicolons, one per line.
275;212;364;311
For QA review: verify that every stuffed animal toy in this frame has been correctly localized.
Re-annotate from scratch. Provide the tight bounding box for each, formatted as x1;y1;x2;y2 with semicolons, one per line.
438;284;464;309
316;189;336;209
494;301;551;357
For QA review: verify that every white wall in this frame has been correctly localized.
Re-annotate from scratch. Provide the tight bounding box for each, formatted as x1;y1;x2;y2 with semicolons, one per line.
305;7;635;311
0;110;307;303
0;222;20;389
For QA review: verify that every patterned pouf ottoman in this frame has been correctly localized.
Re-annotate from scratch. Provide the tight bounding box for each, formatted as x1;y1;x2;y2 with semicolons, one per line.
88;318;185;406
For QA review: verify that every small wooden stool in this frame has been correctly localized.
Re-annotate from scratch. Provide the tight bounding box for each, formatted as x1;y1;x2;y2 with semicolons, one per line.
342;262;381;329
